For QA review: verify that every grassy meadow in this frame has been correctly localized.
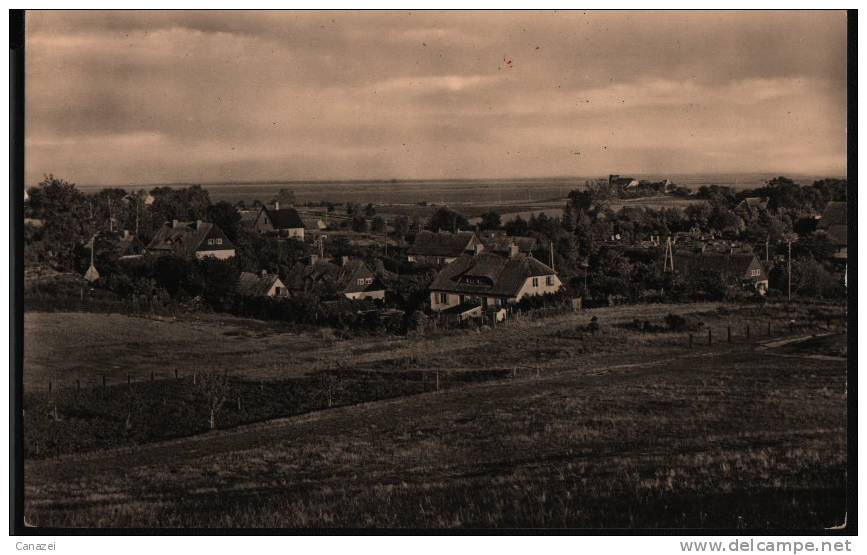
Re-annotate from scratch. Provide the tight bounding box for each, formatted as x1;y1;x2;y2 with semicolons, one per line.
23;301;848;528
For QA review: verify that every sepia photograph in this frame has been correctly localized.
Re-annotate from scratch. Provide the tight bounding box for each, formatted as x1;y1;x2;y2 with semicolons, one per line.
12;9;853;532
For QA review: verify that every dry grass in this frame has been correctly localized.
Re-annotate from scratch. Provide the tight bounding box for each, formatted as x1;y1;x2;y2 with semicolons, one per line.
23;301;848;529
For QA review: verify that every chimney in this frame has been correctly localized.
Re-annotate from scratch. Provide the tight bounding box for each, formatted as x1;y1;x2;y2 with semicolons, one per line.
509;242;520;258
309;254;319;266
123;230;129;239
260;269;268;278
473;243;484;256
275;200;280;211
172;219;179;228
196;219;203;229
340;255;349;266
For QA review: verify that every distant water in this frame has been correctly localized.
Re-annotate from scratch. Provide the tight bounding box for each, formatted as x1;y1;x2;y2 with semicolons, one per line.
74;173;841;205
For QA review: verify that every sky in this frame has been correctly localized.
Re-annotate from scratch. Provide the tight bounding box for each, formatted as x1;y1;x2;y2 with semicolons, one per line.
25;10;848;186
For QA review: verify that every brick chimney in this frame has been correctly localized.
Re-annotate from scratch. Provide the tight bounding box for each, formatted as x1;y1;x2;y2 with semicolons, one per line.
274;200;280;211
196;219;203;229
172;219;179;228
509;242;520;258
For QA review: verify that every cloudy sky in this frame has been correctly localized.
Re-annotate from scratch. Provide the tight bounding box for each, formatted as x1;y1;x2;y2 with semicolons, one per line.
26;10;847;186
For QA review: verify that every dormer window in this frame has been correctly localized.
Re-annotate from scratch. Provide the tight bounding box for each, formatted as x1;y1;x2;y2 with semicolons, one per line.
532;277;539;287
364;277;373;285
207;238;215;246
216;238;223;245
357;278;365;285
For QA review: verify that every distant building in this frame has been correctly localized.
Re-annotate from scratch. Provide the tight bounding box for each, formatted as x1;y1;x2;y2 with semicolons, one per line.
107;230;145;259
237;271;288;298
479;231;537;256
146;220;236;260
407;230;482;265
429;249;562;313
735;197;769;216
673;251;768;294
253;204;305;239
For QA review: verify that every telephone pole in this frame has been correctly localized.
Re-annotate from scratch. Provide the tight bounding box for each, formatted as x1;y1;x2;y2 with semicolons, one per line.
787;238;792;302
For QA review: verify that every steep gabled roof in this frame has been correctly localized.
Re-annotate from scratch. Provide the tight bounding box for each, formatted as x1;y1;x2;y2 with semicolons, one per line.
407;230;477;257
237;272;283;297
673;251;764;279
285;259;384;296
430;252;555;297
146;221;234;257
264;207;304;230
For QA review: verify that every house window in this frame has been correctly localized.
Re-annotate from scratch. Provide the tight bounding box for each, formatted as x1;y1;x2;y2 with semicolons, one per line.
216;238;223;245
532;277;539;287
439;293;448;304
207;238;215;246
751;269;760;277
546;276;554;286
357;278;365;285
364;277;373;285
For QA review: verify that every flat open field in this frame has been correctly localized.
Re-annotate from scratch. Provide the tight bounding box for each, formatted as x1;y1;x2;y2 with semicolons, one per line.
23;303;848;529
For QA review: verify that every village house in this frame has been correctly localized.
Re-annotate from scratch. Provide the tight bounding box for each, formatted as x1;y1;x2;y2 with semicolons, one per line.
285;256;386;301
735;196;769;216
429;246;562;317
107;230;145;259
673;251;769;294
478;231;538;256
253;203;305;239
406;230;482;265
146;220;236;260
237;271;288;298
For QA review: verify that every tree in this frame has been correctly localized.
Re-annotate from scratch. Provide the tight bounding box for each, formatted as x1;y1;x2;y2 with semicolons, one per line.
371;216;386;233
426;207;468;232
364;203;377;217
149;185;211;233
503;215;529;237
206;201;242;241
479;211;502;230
274;188;296;208
391;215;410;239
351;215;369;233
198;371;232;430
27;175;94;270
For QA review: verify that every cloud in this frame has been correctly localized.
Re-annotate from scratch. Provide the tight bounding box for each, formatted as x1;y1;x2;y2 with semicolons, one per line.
24;11;847;185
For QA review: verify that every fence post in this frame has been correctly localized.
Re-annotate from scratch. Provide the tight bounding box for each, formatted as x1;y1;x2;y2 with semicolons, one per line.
175;369;178;380
127;374;131;385
727;326;731;343
746;325;750;340
150;371;154;382
436;370;440;392
48;381;52;394
708;328;712;346
102;375;107;389
76;379;80;396
767;321;772;337
689;333;693;348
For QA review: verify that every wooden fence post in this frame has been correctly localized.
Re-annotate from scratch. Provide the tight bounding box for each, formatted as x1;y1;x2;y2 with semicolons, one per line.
689;333;693;348
435;370;440;392
150;371;154;382
102;375;107;389
48;381;52;394
727;326;731;343
767;321;772;337
127;374;131;385
746;325;750;340
175;369;178;380
76;379;80;396
708;328;712;346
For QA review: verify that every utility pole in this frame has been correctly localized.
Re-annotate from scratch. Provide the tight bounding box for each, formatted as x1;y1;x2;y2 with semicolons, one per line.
549;240;555;271
664;236;675;272
765;236;769;262
787;238;792;302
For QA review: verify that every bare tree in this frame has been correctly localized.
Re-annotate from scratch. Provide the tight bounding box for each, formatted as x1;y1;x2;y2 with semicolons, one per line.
198;372;232;430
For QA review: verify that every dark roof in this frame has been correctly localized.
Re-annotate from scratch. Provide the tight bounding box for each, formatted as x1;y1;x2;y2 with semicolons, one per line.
237;272;282;296
480;234;537;255
673;251;763;278
407;231;476;257
285;259;384;295
264;207;304;230
430;252;556;297
818;202;847;246
146;221;234;257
